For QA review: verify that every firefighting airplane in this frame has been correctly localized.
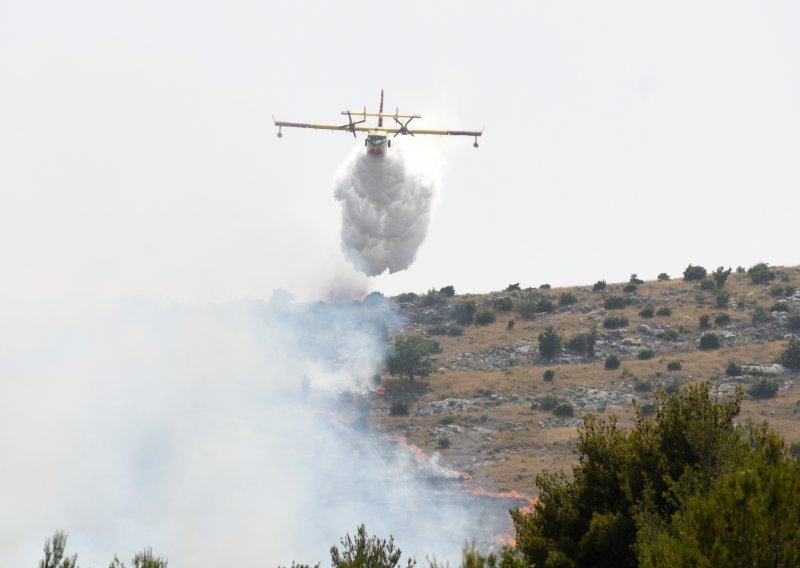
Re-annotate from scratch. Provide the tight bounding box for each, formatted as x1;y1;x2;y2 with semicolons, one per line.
273;90;483;155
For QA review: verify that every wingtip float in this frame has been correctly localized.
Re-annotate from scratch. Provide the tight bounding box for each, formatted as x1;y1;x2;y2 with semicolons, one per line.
274;89;483;156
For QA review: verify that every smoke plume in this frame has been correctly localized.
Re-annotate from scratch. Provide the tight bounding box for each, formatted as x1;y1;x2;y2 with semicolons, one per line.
334;148;435;276
0;293;510;567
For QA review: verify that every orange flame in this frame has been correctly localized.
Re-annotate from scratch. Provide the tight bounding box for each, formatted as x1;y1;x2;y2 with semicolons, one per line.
375;385;386;396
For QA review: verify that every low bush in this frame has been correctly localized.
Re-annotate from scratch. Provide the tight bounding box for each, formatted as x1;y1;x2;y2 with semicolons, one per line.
566;329;597;356
623;282;638;293
439;285;455;297
553;402;574;417
657;272;670;281
699;314;711;329
604;296;630;310
716;290;731;308
451;301;476;325
506;319;515;331
772;301;790;313
390;400;409;416
558;292;577;306
536;297;556;313
593;280;607;292
748;262;775;284
543;369;555;381
494;297;513;312
639;305;655;318
656;307;672;317
752;305;771;324
683;264;707;281
539;283;551;289
658;328;680;341
420;288;447;307
604;355;621;370
663;380;681;395
603;315;629;329
536;393;560;411
395;292;417;303
712;266;732;289
747;378;779;399
630;274;644;285
639;402;656;416
779;339;800;370
770;284;788;298
505;283;521;292
638;348;655;360
700;277;716;291
538;326;563;359
475;308;496;326
667;360;682;371
428;324;450;336
634;378;652;392
437;436;451;449
788;314;800;331
447;324;464;337
439;415;457;425
699;332;721;350
725;362;742;377
516;299;538;320
714;313;731;326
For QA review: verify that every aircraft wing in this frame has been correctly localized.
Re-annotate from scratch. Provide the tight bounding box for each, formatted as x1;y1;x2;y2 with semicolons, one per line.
373;127;483;137
273;118;372;133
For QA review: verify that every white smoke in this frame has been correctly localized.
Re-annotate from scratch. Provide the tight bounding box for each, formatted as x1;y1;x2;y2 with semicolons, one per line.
0;293;511;567
334;147;436;276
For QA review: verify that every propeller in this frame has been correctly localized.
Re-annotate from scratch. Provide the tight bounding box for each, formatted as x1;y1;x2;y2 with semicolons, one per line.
392;116;416;137
340;111;366;138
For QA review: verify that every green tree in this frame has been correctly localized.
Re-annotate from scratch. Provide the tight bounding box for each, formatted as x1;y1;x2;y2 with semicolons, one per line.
538;327;563;359
386;335;438;382
779;339;800;370
40;531;78;568
330;525;415;568
451;301;477;325
748;262;776;284
712;266;732;289
683;264;707;281
109;549;168;568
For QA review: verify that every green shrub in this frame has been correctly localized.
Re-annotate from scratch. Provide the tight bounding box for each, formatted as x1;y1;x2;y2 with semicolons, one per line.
715;313;731;326
656;307;672;316
699;314;711;330
735;295;747;309
667;360;682;371
447;324;464;337
747;378;779;399
700;277;716;291
451;301;476;324
683;264;708;281
538;326;563;359
657;272;670;281
699;333;721;350
494;297;513;312
439;285;455;297
553;402;574;417
593;280;607;292
788;314;800;331
779;339;800;370
605;355;621;369
390;400;409;416
539;283;551;289
536;297;556;313
658;328;680;341
663;379;681;394
536;392;560;411
786;285;797;296
543;369;555;381
623;282;638;293
630;274;644;285
516;299;538;320
506;319;515;331
772;301;790;312
639;305;655;318
716;290;731;308
394;292;417;303
505;283;521;292
639;402;656;416
475;308;496;326
736;265;746;273
604;296;630;309
566;329;598;356
748;262;775;284
437;436;451;449
603;315;629;329
420;288;446;307
752;305;770;324
638;348;655;360
558;291;577;306
634;377;653;391
712;266;732;289
439;415;457;425
770;284;787;298
428;324;450;336
725;362;742;377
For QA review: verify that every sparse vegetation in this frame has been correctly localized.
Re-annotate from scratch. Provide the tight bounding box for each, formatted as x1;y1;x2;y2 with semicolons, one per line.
535;392;560;411
656;306;672;316
748;262;776;284
603;315;629;329
714;313;731;326
505;283;521;292
637;348;655;360
535;297;555;313
552;402;574;417
558;291;577;306
779;339;800;370
475;308;497;326
494;297;513;312
565;329;597;356
451;301;476;325
772;301;790;312
699;314;711;329
657;272;670;281
715;289;730;308
699;332;721;350
604;296;630;309
630;274;644;285
539;283;551;290
538;326;563;359
712;266;732;289
683;264;708;281
752;305;770;324
667;360;682;371
439;285;455;297
788;314;800;331
622;282;638;293
593;280;607;292
747;378;779;399
700;277;716;291
725;361;742;377
543;369;555;381
639;305;655;318
390;400;409;416
604;354;621;369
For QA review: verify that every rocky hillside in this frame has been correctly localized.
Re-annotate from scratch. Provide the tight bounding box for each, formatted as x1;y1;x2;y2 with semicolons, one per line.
371;264;800;497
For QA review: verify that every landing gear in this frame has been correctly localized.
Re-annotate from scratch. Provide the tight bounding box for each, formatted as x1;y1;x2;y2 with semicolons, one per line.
277;127;283;138
388;139;392;148
473;136;479;148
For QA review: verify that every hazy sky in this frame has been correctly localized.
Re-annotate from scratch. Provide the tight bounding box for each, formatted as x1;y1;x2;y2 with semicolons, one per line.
2;1;799;301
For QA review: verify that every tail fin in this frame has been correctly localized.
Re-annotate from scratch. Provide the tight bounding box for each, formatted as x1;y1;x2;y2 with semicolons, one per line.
378;89;384;127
